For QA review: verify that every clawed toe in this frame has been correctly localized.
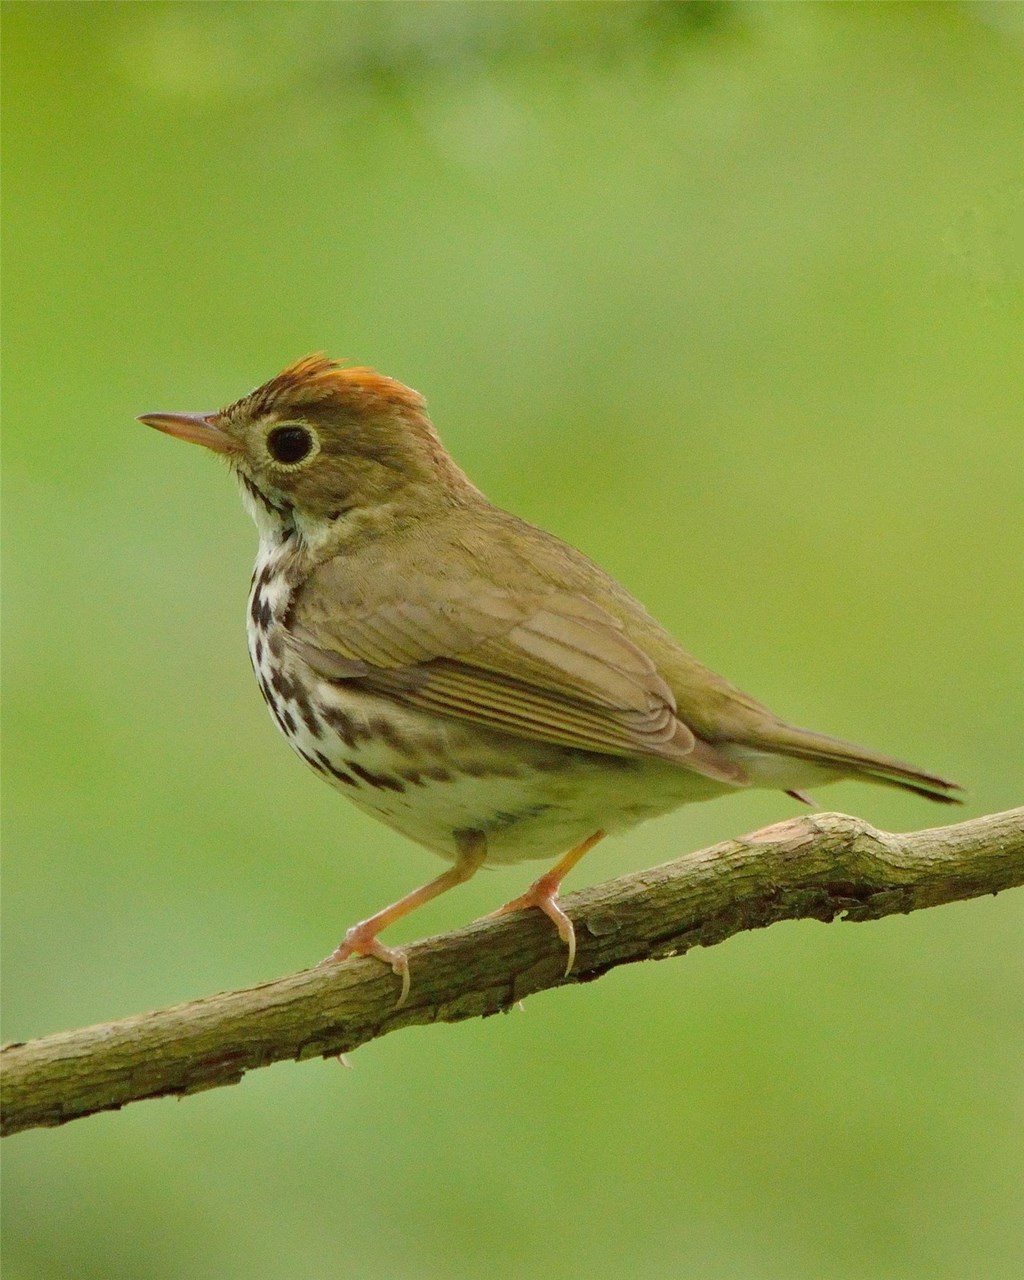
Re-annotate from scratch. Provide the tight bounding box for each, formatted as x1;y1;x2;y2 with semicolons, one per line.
479;831;605;976
323;927;412;1007
315;838;489;1009
484;880;577;976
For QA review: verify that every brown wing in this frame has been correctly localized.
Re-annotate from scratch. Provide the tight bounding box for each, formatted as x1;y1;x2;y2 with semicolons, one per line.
287;584;747;785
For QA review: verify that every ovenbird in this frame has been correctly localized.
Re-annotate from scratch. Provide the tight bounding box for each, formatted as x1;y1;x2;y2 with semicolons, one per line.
141;355;960;1002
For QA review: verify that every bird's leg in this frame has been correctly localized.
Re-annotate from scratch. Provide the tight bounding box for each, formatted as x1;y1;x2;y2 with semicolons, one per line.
326;830;487;1006
484;830;606;975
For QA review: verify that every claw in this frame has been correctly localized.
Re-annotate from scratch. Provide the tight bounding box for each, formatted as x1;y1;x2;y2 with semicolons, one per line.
481;831;606;976
324;927;412;1008
317;834;489;1010
485;878;577;974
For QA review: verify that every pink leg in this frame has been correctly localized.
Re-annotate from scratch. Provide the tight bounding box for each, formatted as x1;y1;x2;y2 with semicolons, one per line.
325;831;487;1006
484;830;606;975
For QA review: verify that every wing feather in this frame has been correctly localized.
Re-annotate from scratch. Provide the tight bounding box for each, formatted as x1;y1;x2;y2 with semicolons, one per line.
287;583;746;783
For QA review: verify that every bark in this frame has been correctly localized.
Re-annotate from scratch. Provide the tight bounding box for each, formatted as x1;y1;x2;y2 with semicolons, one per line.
3;807;1021;1138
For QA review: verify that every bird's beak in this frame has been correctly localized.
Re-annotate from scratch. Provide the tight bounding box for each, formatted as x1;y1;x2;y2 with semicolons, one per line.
137;411;238;456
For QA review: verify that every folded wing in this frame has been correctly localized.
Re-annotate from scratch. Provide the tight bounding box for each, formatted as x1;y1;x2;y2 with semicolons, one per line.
287;583;747;785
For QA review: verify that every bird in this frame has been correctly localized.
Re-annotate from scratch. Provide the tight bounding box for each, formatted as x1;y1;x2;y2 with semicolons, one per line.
140;355;961;1003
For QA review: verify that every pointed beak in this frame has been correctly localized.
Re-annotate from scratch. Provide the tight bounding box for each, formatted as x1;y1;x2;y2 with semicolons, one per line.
137;411;238;456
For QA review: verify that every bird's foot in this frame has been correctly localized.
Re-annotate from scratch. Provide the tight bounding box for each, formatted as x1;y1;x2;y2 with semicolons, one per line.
318;836;490;1009
323;925;412;1008
482;831;605;976
484;871;577;976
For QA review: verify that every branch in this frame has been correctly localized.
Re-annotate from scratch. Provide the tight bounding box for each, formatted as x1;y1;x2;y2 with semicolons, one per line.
3;808;1021;1137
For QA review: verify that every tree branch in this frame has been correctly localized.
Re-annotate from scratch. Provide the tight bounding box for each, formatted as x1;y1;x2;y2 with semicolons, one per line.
3;808;1021;1137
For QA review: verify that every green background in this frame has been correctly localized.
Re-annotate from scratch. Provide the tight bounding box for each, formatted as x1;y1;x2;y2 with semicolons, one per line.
3;4;1022;1277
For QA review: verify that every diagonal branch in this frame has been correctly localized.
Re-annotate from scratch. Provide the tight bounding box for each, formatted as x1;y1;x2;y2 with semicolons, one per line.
3;808;1022;1137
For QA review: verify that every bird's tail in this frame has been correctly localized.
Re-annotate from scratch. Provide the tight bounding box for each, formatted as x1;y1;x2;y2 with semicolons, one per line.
754;723;963;804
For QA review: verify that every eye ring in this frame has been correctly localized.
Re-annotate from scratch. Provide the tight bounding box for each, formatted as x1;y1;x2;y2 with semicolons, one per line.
265;422;318;467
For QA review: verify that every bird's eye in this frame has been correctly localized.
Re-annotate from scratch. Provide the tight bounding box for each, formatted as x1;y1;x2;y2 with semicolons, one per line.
266;424;315;465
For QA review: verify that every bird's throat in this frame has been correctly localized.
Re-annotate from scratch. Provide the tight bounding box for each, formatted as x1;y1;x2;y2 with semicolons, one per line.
237;471;297;545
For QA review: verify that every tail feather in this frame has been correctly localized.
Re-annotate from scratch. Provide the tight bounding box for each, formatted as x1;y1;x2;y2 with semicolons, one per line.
764;724;963;805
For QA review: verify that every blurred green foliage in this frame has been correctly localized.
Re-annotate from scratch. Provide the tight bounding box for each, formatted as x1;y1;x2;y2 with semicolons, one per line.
3;3;1022;1278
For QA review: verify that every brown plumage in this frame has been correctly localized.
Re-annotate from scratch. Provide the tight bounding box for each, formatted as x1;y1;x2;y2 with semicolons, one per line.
140;355;961;1002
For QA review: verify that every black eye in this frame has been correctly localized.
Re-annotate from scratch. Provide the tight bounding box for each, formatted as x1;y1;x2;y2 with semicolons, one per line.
266;424;314;465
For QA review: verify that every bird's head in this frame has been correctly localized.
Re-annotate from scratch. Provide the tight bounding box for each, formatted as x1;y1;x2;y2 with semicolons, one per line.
139;355;477;542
